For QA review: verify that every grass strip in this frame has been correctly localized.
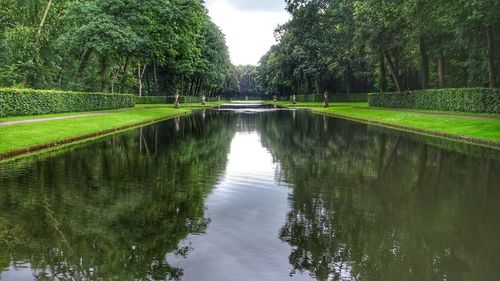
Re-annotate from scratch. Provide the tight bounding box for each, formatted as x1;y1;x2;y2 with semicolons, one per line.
271;101;500;147
0;103;222;160
0;102;224;123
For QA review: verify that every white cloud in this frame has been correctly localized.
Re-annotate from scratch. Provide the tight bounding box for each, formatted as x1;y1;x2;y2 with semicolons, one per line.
205;0;290;65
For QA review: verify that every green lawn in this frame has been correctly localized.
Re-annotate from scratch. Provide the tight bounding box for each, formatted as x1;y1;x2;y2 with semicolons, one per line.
0;102;224;123
2;100;498;160
0;103;222;159
272;101;500;145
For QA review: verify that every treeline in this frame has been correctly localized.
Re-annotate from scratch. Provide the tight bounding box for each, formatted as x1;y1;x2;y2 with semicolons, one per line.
255;0;500;96
0;0;238;96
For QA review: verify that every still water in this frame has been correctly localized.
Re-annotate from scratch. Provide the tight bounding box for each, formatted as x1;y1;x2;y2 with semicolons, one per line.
0;109;499;281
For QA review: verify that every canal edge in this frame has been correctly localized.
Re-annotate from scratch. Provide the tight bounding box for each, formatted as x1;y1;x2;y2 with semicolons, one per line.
0;110;193;163
308;109;500;150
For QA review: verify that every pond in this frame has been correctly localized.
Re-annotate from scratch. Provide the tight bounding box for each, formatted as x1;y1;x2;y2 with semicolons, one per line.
0;109;499;281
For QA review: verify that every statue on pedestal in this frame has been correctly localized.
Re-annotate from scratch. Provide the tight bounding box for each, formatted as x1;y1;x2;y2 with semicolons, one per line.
174;90;180;109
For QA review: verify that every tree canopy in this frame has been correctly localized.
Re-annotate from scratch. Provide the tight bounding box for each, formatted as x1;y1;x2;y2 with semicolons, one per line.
0;0;237;96
255;0;500;96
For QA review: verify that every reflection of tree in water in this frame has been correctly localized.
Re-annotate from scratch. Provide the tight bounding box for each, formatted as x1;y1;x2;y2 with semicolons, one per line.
259;110;500;281
0;111;236;280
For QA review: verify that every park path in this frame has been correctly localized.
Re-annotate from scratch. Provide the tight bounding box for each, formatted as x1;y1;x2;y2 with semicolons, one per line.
0;113;106;127
356;107;500;121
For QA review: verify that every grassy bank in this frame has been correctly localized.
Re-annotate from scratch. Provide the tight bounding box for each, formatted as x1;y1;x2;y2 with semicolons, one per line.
271;101;500;147
0;102;223;160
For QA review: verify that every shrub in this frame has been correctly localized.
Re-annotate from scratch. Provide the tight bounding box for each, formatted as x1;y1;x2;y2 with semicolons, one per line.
368;88;500;113
0;88;135;117
135;96;167;104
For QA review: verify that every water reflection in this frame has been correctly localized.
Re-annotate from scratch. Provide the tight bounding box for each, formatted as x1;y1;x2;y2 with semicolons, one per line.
166;131;301;280
0;109;499;281
259;110;500;281
0;111;237;280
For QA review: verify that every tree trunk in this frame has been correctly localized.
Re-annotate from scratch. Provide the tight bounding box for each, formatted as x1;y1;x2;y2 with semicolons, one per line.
181;75;185;94
345;76;351;94
380;53;387;93
110;68;119;93
314;76;320;95
99;55;108;92
384;50;402;92
419;37;429;89
305;76;311;94
437;38;445;87
23;0;53;85
195;78;203;96
486;24;497;88
463;68;468;87
189;79;195;96
37;0;53;36
120;56;131;92
76;49;92;84
137;64;146;97
153;60;159;94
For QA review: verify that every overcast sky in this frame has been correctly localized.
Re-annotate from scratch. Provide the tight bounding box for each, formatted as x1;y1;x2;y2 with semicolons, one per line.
205;0;290;66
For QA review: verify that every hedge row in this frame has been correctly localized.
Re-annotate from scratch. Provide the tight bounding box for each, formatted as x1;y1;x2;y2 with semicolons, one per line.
0;88;135;117
136;95;219;104
135;96;167;104
182;96;219;103
139;96;218;104
368;88;500;113
268;93;367;102
295;93;367;102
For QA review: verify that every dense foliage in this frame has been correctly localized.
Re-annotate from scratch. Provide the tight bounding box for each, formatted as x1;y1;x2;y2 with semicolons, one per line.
294;93;367;102
0;0;236;97
0;88;134;117
368;88;500;113
135;96;167;104
255;0;500;96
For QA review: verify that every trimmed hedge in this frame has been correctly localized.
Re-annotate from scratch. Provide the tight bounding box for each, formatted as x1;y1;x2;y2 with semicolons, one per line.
295;93;367;102
135;96;167;104
135;95;219;104
368;88;500;113
182;96;218;103
265;94;368;102
0;88;135;117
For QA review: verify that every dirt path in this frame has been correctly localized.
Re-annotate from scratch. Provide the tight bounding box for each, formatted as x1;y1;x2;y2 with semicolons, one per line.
356;107;500;121
0;113;106;127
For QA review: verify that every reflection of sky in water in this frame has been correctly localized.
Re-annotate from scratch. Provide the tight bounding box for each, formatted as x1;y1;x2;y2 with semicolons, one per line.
166;132;316;280
1;264;35;281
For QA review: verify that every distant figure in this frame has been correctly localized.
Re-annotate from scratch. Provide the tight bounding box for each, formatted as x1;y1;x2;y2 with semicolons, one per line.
273;95;277;102
201;94;206;105
292;94;297;104
174;90;180;109
323;92;329;108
